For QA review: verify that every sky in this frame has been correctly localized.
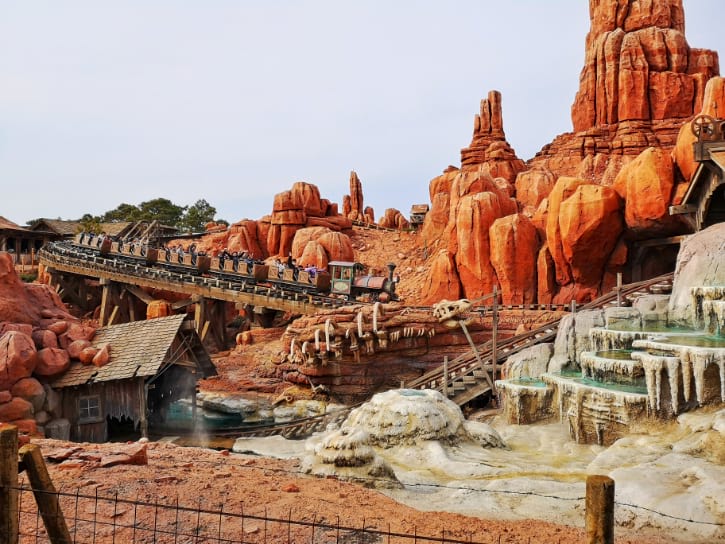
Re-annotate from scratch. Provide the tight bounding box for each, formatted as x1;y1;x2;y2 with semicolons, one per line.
1;1;724;227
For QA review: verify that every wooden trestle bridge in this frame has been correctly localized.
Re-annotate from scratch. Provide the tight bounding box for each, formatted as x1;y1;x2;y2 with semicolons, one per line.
39;241;354;349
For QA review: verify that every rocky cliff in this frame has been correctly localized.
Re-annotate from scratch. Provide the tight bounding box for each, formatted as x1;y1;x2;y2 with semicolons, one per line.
420;0;721;306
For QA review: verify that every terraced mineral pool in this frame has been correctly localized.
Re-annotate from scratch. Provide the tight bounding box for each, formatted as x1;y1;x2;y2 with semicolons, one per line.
655;334;725;348
605;323;698;333
505;378;547;387
593;349;633;360
567;375;648;395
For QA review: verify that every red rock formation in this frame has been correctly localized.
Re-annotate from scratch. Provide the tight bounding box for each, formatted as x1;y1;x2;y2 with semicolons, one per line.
378;209;410;230
34;347;70;377
10;377;45;411
460;91;525;182
489;214;539;304
559;185;624;290
613;146;682;235
146;300;172;320
346;171;365;222
0;397;33;422
0;332;37;390
420;250;461;305
545;177;589;286
92;343;111;368
571;0;716;131
290;227;354;269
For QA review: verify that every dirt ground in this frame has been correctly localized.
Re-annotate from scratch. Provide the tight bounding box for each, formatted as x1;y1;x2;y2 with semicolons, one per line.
19;438;674;544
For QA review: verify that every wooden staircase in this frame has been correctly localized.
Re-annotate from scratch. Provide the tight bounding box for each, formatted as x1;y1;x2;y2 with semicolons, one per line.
404;272;675;406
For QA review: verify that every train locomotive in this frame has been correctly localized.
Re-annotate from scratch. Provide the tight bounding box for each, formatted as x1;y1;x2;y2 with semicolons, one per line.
72;233;399;302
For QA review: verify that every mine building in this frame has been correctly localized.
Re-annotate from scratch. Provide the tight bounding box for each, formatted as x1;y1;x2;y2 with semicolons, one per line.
51;314;215;443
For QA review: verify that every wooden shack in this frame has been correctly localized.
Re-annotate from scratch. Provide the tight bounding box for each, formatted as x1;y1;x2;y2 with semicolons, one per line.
52;314;216;442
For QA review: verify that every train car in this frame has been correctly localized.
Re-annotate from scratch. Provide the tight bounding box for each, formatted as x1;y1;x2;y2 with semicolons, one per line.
69;234;396;302
328;261;398;301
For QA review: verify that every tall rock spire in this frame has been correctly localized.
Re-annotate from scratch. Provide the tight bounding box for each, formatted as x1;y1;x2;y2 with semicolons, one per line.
571;0;718;131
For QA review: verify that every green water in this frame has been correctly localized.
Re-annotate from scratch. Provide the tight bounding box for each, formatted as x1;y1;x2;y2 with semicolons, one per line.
606;323;696;333
163;401;245;431
593;350;633;360
655;334;725;348
565;375;647;395
504;378;547;388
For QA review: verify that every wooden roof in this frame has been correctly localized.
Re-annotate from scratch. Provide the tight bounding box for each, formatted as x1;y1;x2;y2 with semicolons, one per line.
53;315;215;388
0;216;27;232
30;219;131;237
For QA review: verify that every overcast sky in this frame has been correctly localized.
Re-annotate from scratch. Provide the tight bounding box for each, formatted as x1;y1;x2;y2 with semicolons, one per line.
1;1;724;227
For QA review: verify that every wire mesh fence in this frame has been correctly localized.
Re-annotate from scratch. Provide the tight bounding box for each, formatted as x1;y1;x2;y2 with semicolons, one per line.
8;483;519;544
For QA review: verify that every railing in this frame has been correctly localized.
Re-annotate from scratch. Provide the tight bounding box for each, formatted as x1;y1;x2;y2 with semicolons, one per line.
404;272;675;400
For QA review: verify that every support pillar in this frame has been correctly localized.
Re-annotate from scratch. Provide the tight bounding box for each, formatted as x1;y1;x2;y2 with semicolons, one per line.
98;278;113;327
0;425;19;544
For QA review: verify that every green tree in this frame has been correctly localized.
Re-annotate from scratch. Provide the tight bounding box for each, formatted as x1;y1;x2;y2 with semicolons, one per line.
78;213;102;233
137;198;186;226
101;203;142;223
182;199;217;232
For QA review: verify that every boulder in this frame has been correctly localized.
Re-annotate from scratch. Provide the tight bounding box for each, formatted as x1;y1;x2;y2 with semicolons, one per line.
317;232;354;262
668;223;725;326
0;397;33;421
515;167;556;209
44;419;70;440
146;300;171;320
31;329;58;350
378;209;410;230
79;347;99;365
559;185;624;288
613;147;678;234
545;177;589;286
0;331;37;390
10;377;45;412
420;250;461;305
298;241;328;270
47;321;68;335
67;339;92;359
58;323;95;350
489;214;539;305
0;323;33;337
503;343;554;380
34;348;70;377
92;343;111;368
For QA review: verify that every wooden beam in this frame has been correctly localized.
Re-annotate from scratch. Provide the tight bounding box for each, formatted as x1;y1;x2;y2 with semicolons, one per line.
98;280;113;327
18;444;72;544
125;284;155;305
0;425;18;544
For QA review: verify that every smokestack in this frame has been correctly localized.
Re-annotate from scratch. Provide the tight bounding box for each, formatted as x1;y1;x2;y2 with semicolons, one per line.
387;263;396;282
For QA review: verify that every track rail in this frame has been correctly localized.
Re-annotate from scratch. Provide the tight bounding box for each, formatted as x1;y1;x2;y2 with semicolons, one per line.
39;241;354;314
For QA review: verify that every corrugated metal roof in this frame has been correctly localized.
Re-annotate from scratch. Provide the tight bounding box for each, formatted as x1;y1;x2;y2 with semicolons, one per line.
53;315;187;388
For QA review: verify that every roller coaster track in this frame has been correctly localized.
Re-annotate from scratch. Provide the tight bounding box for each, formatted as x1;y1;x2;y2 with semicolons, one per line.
404;272;675;406
39;241;352;315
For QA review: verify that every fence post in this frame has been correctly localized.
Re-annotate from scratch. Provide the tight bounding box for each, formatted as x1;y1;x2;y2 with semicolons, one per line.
586;475;615;544
442;357;449;397
0;424;19;544
19;444;72;544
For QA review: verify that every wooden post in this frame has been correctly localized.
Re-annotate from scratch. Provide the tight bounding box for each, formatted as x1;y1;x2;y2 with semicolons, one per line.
616;272;622;307
98;278;112;327
571;299;577;315
442;357;449;397
139;379;148;439
0;425;19;544
194;296;206;336
18;444;72;544
492;285;498;394
586;475;615;544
